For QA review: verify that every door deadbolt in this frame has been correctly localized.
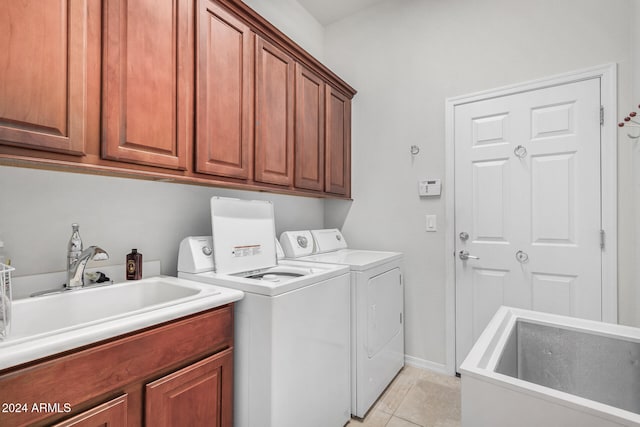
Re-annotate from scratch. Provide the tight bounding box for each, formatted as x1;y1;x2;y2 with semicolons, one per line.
459;232;469;241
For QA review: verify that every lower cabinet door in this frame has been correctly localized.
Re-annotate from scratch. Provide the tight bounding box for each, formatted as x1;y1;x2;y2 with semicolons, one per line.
52;395;128;427
145;348;234;427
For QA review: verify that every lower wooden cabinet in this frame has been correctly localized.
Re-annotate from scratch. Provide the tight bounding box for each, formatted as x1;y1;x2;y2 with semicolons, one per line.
146;349;233;427
52;395;128;427
0;305;234;427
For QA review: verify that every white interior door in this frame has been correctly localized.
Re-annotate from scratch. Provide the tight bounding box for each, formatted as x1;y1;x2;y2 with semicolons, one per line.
454;78;603;370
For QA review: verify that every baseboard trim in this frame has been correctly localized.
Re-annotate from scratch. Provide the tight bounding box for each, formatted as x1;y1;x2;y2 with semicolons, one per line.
404;355;450;375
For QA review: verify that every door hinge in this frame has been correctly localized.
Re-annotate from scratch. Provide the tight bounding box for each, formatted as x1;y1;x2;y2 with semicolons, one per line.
400;312;403;324
600;106;604;126
600;229;605;249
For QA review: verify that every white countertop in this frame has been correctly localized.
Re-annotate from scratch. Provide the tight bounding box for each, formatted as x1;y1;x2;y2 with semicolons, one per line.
0;276;243;371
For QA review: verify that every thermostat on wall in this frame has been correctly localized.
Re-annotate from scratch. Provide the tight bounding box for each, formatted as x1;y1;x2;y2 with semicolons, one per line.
418;179;441;197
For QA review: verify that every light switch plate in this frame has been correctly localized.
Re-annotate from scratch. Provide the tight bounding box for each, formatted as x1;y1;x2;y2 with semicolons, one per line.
426;214;437;232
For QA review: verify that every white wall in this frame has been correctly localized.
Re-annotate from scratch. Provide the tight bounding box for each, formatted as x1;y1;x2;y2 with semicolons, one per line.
242;0;324;60
0;166;324;279
324;0;636;368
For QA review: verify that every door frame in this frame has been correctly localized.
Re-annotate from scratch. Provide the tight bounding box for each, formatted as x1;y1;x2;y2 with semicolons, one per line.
444;63;618;375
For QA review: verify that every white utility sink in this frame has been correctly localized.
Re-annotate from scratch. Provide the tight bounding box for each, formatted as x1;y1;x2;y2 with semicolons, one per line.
0;276;244;370
12;279;201;338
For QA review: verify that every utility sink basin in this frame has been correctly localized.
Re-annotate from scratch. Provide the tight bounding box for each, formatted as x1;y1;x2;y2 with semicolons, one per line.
12;279;201;338
0;276;244;370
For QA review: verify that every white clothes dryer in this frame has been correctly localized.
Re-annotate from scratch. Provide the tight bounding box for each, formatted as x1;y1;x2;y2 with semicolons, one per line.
280;228;405;418
178;199;351;427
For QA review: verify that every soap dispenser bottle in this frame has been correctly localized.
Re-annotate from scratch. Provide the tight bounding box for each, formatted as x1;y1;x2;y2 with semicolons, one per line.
126;249;142;280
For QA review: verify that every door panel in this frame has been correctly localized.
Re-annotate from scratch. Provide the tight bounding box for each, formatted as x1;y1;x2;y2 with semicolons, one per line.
325;86;351;196
52;395;127;427
531;272;576;315
254;36;294;186
196;0;253;179
0;0;89;155
531;153;576;243
471;268;509;339
472;159;510;242
366;268;402;358
455;78;602;369
102;0;192;169
146;349;233;427
294;63;325;191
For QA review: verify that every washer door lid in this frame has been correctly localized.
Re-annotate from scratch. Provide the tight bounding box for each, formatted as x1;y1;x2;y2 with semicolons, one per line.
210;197;277;274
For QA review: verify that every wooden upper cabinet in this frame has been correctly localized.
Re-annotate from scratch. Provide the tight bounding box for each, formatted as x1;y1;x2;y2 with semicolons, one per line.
0;0;355;197
102;0;193;170
196;0;253;179
0;0;89;155
325;85;352;197
294;64;325;192
146;348;233;427
254;36;295;187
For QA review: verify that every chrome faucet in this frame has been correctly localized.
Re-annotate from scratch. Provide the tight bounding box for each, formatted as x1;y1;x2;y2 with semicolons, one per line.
67;246;109;289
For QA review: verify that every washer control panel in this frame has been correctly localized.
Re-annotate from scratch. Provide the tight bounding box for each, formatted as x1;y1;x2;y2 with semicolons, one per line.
178;236;214;273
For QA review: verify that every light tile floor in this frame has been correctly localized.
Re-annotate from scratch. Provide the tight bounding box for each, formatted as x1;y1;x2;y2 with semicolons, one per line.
347;366;461;427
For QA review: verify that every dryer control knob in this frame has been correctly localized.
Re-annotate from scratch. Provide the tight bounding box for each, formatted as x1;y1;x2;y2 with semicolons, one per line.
202;246;213;256
297;236;308;248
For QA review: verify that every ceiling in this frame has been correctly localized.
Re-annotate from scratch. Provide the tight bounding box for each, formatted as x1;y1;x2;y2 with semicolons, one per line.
297;0;388;25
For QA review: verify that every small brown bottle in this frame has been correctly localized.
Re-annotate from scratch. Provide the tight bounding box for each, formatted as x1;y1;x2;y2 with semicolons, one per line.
126;249;142;280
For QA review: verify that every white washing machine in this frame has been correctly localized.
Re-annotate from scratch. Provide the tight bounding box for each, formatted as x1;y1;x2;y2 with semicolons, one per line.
280;229;405;418
178;198;351;427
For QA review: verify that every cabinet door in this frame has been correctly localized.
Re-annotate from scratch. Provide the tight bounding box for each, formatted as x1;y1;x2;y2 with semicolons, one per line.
196;0;253;179
102;0;192;170
325;86;352;196
254;36;294;186
294;64;325;191
52;395;127;427
0;0;89;155
146;348;233;427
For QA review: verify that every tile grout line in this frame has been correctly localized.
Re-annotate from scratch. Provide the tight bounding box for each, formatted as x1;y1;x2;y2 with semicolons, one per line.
384;380;423;427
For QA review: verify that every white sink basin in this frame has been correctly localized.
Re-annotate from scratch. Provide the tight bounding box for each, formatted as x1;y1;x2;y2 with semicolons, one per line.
12;279;200;338
0;276;244;370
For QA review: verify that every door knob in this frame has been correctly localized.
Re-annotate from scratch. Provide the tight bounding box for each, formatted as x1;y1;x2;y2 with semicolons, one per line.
459;250;479;260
